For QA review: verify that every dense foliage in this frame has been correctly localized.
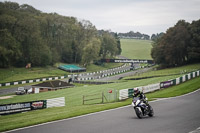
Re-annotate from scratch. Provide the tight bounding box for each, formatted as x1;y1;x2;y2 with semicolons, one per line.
0;2;121;68
151;20;200;68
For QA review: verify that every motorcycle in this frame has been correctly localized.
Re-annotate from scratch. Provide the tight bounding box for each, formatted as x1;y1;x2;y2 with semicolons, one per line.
131;97;154;119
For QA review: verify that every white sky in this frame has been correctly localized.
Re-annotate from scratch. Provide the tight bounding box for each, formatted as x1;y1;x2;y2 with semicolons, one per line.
1;0;200;35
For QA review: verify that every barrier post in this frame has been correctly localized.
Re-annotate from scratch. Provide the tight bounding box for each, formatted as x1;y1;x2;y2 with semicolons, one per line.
102;92;104;103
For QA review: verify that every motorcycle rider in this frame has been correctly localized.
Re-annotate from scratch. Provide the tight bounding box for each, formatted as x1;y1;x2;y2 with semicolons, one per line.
133;88;149;113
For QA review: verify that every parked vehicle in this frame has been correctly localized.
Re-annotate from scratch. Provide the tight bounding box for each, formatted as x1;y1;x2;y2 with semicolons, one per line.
27;88;33;94
15;87;26;95
131;97;154;118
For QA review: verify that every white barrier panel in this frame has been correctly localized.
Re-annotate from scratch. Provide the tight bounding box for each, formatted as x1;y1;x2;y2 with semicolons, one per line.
119;89;128;100
176;78;180;85
193;72;196;78
143;83;160;93
182;75;186;82
47;97;65;108
14;82;18;85
197;71;199;76
188;74;191;80
5;83;10;86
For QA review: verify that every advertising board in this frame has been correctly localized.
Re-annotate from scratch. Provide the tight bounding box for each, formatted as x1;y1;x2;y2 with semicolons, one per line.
0;100;46;115
160;81;173;88
100;59;154;64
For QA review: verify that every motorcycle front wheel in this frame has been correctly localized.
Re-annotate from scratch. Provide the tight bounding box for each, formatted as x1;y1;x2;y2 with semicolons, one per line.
135;108;143;119
148;105;154;117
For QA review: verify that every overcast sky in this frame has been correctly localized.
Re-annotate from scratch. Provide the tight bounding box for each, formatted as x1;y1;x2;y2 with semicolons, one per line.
1;0;200;35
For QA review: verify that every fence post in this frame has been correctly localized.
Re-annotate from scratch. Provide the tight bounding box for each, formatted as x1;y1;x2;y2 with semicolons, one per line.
102;92;104;103
83;95;85;105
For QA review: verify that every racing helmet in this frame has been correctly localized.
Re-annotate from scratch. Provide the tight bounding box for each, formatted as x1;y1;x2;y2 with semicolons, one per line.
133;88;139;95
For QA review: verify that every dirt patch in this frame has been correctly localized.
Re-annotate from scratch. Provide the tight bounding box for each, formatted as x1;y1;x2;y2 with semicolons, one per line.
0;95;16;100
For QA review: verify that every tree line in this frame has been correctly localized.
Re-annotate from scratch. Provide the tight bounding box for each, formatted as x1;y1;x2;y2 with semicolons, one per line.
118;31;150;40
151;20;200;68
0;2;121;68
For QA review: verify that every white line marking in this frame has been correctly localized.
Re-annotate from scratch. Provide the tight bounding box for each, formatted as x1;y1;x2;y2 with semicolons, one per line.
3;88;200;133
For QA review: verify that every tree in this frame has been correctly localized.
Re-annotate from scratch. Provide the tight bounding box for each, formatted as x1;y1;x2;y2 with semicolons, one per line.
151;33;164;41
188;20;200;63
0;29;21;67
100;31;118;58
151;20;191;67
114;33;122;55
82;38;101;66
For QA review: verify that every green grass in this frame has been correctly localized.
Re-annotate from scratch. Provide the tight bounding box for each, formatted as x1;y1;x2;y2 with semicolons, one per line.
120;39;152;59
0;67;68;83
0;76;199;132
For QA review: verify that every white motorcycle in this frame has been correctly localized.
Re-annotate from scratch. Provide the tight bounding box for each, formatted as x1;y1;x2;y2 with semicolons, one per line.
131;97;154;119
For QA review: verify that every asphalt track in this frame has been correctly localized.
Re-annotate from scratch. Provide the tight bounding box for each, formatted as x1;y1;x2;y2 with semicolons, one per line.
5;89;200;133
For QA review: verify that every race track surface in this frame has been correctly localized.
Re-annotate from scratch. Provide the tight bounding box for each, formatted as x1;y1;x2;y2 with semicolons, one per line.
6;89;200;133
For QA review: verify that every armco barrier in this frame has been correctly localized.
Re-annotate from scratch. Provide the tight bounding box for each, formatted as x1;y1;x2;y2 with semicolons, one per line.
119;70;200;100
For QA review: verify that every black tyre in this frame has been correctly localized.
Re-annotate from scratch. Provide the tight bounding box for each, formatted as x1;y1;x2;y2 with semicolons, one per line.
135;108;143;119
148;105;154;117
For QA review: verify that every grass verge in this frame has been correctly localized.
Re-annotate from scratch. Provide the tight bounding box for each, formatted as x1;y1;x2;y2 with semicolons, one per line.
0;77;199;132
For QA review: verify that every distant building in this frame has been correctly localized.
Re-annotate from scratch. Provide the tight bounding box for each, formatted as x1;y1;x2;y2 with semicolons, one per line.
31;80;74;93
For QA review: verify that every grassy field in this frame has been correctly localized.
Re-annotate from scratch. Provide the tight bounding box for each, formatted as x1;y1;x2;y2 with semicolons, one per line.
120;39;152;59
0;76;199;132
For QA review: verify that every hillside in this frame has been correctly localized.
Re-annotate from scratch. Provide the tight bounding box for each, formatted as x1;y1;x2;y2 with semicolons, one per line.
120;39;152;59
